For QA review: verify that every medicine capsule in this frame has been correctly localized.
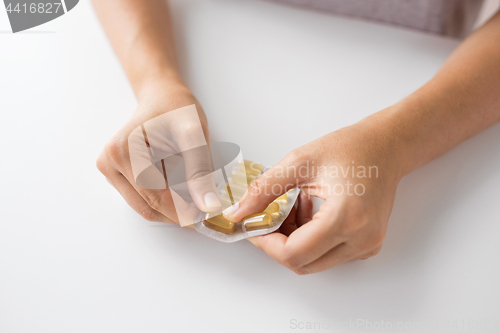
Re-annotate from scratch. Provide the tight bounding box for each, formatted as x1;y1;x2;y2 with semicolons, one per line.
224;182;247;198
203;214;236;235
231;170;257;185
277;193;287;201
274;193;289;206
239;160;263;176
271;212;284;220
242;212;274;232
219;195;233;208
220;182;246;202
220;191;242;203
264;202;280;214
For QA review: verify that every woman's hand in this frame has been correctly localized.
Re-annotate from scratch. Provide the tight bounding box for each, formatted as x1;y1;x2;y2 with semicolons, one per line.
93;0;222;224
222;10;500;274
96;81;217;224
223;113;404;274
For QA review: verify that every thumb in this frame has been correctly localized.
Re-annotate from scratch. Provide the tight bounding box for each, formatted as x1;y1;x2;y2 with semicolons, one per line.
182;145;222;213
223;158;302;222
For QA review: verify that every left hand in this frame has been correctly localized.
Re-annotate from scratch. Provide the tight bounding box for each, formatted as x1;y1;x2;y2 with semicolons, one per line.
223;113;404;274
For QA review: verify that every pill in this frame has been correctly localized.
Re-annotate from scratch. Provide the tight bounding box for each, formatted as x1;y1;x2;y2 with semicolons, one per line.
264;202;280;214
273;193;289;206
231;170;257;185
203;214;236;235
271;212;284;220
277;193;287;200
239;160;263;176
242;212;274;232
224;183;247;198
244;160;263;172
219;195;233;208
220;182;247;202
220;191;242;203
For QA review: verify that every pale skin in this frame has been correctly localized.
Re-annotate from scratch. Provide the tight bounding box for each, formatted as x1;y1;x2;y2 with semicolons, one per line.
93;0;500;274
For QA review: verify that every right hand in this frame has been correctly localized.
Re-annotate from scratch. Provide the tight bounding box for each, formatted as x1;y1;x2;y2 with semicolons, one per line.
96;81;221;224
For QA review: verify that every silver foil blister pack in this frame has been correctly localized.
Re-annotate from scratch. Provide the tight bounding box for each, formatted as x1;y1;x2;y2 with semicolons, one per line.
193;160;300;243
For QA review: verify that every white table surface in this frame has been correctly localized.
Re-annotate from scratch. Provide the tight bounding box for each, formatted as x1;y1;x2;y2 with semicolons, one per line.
1;1;500;332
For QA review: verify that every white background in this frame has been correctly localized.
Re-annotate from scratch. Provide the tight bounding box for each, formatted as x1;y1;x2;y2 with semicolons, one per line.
1;0;500;332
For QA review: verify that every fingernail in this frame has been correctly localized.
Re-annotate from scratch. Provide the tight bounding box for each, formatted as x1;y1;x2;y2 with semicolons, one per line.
204;192;221;207
222;202;239;217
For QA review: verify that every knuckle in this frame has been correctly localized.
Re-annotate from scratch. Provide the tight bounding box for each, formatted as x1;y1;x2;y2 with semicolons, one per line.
188;168;212;181
361;230;385;252
139;207;157;222
281;248;302;270
246;177;265;199
292;267;309;276
104;137;127;165
284;148;306;165
144;192;162;212
96;155;108;176
370;229;386;247
359;246;382;260
180;122;203;137
369;246;382;257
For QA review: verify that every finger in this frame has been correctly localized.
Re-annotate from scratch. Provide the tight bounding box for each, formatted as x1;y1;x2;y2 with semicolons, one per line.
250;232;289;263
223;153;306;222
247;206;297;247
181;145;222;213
133;183;180;222
168;187;206;226
107;151;182;223
103;133;196;224
280;206;297;236
297;243;357;275
97;151;175;223
118;165;181;223
251;198;346;271
124;168;201;226
105;169;174;223
296;191;313;227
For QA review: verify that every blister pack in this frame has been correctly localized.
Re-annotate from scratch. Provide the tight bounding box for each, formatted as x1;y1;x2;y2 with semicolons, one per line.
194;160;300;243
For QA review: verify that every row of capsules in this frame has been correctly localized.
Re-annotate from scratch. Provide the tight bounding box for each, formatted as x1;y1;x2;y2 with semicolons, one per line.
202;160;289;235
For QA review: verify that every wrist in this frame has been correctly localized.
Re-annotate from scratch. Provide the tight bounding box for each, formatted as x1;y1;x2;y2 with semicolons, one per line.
136;73;194;106
134;66;190;103
363;88;442;179
356;104;419;182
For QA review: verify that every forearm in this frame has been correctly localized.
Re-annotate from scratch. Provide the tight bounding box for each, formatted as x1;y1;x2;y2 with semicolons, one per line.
373;11;500;177
92;0;185;99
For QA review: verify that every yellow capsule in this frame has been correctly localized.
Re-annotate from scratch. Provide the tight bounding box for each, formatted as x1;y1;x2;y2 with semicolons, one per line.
231;170;257;185
273;193;288;206
242;212;274;232
219;195;233;209
271;212;284;219
224;182;247;198
239;160;263;176
277;193;287;201
220;191;242;203
203;214;236;235
220;182;247;203
264;202;280;214
244;160;263;172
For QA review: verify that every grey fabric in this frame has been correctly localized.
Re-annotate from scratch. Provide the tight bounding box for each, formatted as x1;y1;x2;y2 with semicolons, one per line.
264;0;484;38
